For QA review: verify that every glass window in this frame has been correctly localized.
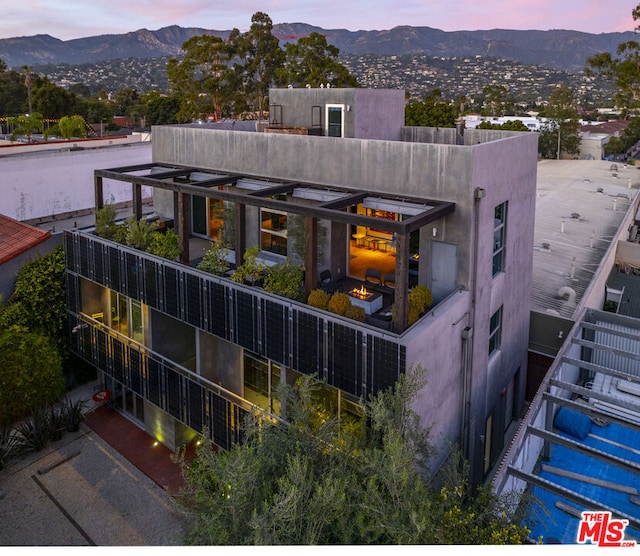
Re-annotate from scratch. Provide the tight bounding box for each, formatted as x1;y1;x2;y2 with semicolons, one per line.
327;105;343;137
243;353;281;416
493;202;507;276
489;306;503;357
110;291;145;343
130;300;143;343
260;209;287;256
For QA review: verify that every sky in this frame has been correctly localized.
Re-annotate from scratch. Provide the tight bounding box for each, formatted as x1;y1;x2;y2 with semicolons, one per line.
2;0;638;41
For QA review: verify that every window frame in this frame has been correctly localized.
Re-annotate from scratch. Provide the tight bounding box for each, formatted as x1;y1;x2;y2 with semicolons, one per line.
488;306;503;357
260;208;288;255
493;202;507;277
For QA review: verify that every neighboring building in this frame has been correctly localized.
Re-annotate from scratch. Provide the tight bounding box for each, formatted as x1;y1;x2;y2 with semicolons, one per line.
0;139;152;223
579;120;631;161
0;214;56;300
64;88;538;485
494;307;640;544
493;160;640;544
527;160;639;395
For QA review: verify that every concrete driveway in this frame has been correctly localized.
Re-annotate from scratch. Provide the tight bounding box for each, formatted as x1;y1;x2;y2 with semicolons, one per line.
0;425;191;546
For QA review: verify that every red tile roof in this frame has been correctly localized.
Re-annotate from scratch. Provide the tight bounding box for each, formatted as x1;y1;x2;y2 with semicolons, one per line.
0;214;51;265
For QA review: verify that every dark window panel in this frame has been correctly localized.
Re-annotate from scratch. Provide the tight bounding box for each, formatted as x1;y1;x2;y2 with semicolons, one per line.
234;290;258;352
262;300;289;366
166;367;183;420
293;311;323;376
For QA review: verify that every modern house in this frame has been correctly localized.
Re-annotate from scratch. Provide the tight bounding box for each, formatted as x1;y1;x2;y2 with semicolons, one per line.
64;88;538;485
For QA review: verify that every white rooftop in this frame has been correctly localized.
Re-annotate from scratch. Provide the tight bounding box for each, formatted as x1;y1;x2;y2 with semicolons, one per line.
532;159;639;319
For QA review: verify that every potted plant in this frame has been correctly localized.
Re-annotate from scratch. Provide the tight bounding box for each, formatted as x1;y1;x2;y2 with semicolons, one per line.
197;242;230;275
407;285;433;325
232;245;267;286
263;260;305;301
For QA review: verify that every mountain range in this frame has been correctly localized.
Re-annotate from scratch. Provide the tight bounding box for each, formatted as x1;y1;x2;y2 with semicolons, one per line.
0;23;635;73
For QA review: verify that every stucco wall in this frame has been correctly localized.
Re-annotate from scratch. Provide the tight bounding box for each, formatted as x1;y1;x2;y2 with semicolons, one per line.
268;88;405;140
0;142;152;221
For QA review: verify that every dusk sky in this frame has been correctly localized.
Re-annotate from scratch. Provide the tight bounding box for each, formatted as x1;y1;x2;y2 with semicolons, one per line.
2;0;638;40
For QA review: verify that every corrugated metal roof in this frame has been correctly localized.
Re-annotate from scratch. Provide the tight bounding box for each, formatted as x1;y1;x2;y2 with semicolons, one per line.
532;160;637;319
0;214;51;265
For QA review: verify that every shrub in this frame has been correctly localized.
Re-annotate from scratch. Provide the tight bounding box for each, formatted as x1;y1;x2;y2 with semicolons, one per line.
0;427;26;470
263;261;305;300
148;228;182;260
94;204;119;239
407;285;433;326
124;217;158;250
16;408;53;452
197;243;230;275
344;304;366;322
327;292;351;316
308;289;331;310
59;398;86;432
0;326;65;428
232;245;267;285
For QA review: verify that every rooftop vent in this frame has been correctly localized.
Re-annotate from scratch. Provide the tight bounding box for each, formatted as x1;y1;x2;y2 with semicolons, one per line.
597;187;604;193
571;212;580;219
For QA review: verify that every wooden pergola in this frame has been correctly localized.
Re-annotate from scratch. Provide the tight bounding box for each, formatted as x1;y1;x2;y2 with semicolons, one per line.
95;163;455;333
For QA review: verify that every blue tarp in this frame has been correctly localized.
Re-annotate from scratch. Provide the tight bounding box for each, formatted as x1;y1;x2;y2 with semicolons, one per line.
525;421;640;544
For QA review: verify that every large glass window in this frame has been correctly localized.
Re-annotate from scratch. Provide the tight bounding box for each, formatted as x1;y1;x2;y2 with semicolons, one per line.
493;202;507;276
110;291;146;343
489;306;503;357
243;353;281;415
260;209;287;256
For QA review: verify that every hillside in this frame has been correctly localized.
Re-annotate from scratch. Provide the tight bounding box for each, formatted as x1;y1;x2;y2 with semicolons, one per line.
0;23;634;72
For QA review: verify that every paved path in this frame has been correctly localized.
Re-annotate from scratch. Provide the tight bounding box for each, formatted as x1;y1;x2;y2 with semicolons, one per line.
0;383;191;546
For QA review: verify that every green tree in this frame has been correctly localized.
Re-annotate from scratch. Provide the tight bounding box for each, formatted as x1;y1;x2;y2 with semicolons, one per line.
0;64;28;116
233;12;285;117
278;32;359;88
32;76;78;118
477;119;531;131
405;89;457;127
58;115;87;139
145;93;181;125
604;135;626;157
179;367;529;545
68;83;91;98
586;4;640;112
22;65;33;114
0;326;64;427
167;34;236;122
481;84;513;116
539;87;580;159
9;111;43;142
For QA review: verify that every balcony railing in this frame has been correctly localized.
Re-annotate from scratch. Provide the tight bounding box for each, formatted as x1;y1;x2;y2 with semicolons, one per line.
64;230;406;401
69;312;274;450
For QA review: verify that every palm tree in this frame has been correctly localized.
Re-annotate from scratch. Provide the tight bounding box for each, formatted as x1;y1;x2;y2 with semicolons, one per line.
10;112;43;143
22;65;33;114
